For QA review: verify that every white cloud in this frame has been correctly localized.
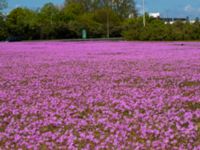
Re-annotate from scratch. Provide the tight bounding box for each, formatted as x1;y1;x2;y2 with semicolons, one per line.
184;4;200;13
184;4;193;12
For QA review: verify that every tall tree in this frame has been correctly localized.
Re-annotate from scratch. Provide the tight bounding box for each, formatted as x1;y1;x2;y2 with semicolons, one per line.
6;7;40;40
65;0;93;12
6;8;28;38
111;0;137;18
0;12;7;40
93;7;122;37
64;0;137;18
38;3;60;39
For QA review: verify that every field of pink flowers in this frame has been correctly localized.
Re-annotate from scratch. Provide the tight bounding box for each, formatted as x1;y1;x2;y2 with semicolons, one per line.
0;41;200;149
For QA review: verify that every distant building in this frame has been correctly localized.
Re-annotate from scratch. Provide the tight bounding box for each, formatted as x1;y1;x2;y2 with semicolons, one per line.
148;12;194;24
190;20;196;24
128;13;137;18
161;18;187;24
149;12;160;18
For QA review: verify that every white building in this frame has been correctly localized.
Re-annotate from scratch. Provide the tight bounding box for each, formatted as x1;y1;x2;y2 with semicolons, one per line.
149;12;160;18
148;12;195;24
190;20;196;24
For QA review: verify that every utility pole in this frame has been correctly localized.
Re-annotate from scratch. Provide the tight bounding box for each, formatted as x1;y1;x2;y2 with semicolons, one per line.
142;0;146;27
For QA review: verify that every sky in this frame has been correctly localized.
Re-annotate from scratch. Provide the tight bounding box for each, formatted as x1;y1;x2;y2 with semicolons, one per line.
4;0;200;19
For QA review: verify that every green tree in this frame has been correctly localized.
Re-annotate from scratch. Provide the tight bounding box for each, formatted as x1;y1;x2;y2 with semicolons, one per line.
93;7;122;37
111;0;137;18
62;1;85;20
0;13;7;40
147;19;169;41
6;7;28;39
122;16;173;41
171;21;184;40
63;0;137;38
65;0;137;18
65;0;93;12
191;20;200;40
5;0;200;41
0;0;8;40
6;7;40;40
122;18;141;40
37;3;60;39
62;2;87;38
68;13;103;38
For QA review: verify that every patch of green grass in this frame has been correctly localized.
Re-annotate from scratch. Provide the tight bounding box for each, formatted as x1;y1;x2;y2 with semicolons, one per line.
51;92;62;98
63;124;74;131
182;90;195;97
77;108;91;119
185;102;200;110
40;124;60;133
19;80;29;86
127;130;136;142
123;110;132;117
179;81;200;88
194;121;200;146
0;122;9;132
40;144;48;150
74;139;96;150
94;130;101;139
0;139;6;147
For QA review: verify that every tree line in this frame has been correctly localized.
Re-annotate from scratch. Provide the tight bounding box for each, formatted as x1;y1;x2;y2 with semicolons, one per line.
0;0;136;40
123;15;200;41
0;0;200;41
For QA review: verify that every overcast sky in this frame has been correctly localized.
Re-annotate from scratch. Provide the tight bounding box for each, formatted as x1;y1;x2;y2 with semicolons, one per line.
4;0;200;19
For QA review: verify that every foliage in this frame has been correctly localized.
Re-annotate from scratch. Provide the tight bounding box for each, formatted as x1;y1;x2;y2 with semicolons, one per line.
0;13;7;40
1;0;200;41
93;7;122;37
123;15;200;41
6;7;40;40
1;0;136;40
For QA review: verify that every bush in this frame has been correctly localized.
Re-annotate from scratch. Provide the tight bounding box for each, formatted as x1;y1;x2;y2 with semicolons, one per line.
122;17;200;41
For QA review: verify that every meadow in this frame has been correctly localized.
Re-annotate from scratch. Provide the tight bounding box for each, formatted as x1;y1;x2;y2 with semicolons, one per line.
0;41;200;149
